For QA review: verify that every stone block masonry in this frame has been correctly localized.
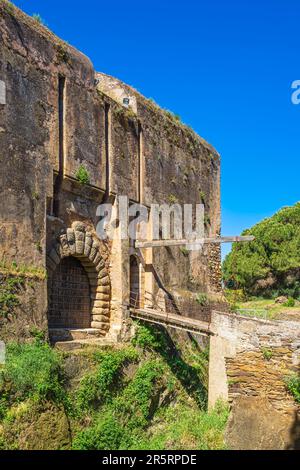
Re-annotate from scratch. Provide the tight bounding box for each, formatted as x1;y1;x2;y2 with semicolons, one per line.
209;311;300;449
0;1;222;340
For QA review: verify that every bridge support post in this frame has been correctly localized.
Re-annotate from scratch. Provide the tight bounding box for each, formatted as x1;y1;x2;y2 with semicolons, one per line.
208;335;230;409
208;311;236;409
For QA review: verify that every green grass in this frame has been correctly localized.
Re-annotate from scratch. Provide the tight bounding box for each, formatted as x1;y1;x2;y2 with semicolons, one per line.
0;341;67;406
0;276;23;319
285;374;300;403
0;259;46;279
75;347;138;413
136;400;229;450
0;325;228;450
72;410;124;450
233;298;300;320
72;356;225;451
72;358;165;450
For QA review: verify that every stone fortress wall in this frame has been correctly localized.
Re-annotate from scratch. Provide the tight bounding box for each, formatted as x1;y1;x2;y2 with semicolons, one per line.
1;3;300;450
0;1;221;340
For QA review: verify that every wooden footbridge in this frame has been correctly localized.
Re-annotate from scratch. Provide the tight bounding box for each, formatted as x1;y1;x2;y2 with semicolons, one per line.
129;286;218;337
129;304;213;336
129;235;254;336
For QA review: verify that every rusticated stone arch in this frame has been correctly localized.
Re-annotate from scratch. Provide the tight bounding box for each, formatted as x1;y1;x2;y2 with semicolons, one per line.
46;222;110;335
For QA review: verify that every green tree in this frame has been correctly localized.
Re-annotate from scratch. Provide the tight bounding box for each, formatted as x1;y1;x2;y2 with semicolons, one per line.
223;202;300;297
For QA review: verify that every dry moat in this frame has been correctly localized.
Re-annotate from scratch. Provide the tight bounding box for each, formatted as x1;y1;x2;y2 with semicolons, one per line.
0;1;300;451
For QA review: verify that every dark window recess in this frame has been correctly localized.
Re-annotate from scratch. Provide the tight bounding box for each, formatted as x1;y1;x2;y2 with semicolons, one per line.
58;75;65;173
104;102;110;198
53;76;65;216
46;197;53;216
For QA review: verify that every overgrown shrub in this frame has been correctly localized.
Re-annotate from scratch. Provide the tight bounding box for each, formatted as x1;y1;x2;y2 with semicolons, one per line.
132;322;167;351
72;410;123;450
0;325;226;450
284;297;295;307
132;322;208;408
75;165;90;185
196;293;208;306
224;289;246;305
73;359;163;450
32;13;46;26
285;374;300;403
0;341;65;404
113;359;163;429
136;400;229;450
75;347;138;412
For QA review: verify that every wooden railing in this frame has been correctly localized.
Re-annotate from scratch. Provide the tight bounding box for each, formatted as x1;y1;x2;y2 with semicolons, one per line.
129;290;213;336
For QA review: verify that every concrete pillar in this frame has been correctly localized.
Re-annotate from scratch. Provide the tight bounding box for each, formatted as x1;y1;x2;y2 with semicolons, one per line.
108;200;130;341
143;213;155;308
208;335;229;409
208;311;236;409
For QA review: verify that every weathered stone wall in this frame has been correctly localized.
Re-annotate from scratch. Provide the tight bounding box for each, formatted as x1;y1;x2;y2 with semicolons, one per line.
0;272;47;341
208;311;300;449
97;72;221;298
0;1;221;338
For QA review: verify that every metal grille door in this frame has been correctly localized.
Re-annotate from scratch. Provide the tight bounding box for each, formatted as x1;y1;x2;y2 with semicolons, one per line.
48;257;91;328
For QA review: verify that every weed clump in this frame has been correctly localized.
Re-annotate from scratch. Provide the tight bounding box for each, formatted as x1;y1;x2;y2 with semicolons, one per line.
75;165;90;185
285;374;300;403
0;341;66;405
0;324;227;450
32;13;46;26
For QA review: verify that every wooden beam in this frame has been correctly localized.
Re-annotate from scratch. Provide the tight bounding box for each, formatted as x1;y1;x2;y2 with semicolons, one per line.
135;235;255;249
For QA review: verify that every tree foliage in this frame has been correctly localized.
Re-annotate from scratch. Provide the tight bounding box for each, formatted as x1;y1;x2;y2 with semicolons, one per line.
222;202;300;297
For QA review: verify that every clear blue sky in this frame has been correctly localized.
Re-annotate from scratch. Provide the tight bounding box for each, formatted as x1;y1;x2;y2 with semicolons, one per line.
13;0;300;258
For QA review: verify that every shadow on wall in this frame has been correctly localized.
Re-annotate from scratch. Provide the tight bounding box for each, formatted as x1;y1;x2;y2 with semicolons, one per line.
287;411;300;450
150;324;208;408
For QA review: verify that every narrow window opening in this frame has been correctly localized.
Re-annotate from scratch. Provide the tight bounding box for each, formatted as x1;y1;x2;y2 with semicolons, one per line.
137;121;143;203
58;75;65;175
46;196;54;216
104;102;110;200
53;75;65;216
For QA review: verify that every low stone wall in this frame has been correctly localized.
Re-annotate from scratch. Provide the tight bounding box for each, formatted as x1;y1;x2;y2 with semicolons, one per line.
208;311;300;449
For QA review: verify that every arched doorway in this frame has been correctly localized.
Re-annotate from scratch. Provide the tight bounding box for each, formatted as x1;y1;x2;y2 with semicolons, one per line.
48;256;91;328
47;224;111;335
